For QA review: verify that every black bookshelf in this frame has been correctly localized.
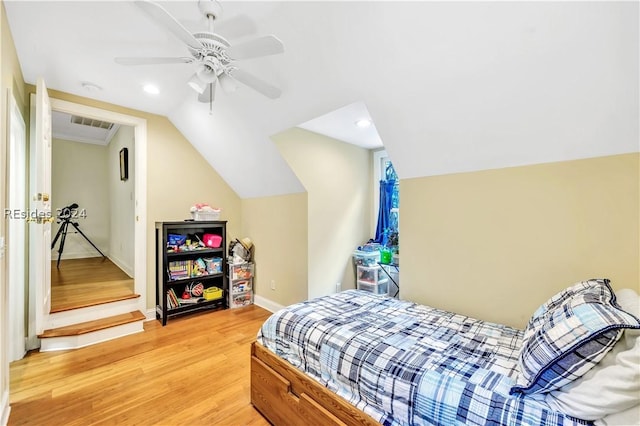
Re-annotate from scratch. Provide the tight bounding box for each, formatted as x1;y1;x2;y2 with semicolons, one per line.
155;221;228;325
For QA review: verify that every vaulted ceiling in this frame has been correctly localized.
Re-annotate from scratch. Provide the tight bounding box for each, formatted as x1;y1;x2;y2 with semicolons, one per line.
5;1;638;198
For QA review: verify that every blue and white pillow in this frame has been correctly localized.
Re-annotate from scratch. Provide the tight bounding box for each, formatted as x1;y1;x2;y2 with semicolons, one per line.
510;279;640;395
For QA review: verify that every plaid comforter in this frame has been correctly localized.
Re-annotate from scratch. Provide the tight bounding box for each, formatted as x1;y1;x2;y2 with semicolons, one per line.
257;290;591;426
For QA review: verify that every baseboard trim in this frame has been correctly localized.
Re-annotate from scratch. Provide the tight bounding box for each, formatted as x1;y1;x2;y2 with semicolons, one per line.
145;308;156;321
108;254;133;278
26;335;39;351
253;295;285;313
48;252;108;261
1;389;10;426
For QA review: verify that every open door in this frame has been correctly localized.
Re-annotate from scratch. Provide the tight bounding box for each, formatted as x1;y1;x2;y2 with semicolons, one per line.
28;78;53;340
7;89;27;361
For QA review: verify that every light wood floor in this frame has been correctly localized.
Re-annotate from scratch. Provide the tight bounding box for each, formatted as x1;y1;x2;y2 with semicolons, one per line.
9;305;273;426
51;257;136;312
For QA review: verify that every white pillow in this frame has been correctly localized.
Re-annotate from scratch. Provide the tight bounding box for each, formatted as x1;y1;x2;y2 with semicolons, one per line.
594;404;640;426
545;288;640;421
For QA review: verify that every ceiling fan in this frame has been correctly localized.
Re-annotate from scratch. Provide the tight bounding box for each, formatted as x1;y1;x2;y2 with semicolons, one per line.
115;0;284;109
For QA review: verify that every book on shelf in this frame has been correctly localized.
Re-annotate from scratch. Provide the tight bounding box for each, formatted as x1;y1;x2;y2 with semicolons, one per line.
178;297;205;305
168;260;191;280
167;288;179;309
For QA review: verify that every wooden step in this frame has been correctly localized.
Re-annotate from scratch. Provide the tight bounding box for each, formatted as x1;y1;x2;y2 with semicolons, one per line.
38;310;146;338
51;292;140;314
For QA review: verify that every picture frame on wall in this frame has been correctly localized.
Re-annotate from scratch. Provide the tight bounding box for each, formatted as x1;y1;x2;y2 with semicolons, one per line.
119;147;128;181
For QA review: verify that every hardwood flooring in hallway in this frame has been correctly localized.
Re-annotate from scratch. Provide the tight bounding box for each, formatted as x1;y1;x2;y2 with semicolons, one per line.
50;257;136;313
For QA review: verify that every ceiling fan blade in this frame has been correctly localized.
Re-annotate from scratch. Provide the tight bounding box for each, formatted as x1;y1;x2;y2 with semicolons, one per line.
198;81;216;103
226;35;284;60
231;68;281;99
115;57;192;65
134;0;203;50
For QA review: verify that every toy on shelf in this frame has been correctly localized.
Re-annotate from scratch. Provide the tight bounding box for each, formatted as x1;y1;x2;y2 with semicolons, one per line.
204;257;222;274
191;258;208;277
203;286;223;300
190;282;204;297
166;233;209;253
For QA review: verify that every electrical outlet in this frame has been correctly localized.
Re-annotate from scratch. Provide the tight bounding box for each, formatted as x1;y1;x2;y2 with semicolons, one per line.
270;280;276;290
336;282;341;293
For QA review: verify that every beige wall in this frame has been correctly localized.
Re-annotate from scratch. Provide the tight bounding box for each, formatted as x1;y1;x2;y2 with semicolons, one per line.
401;153;640;329
38;87;242;309
51;139;109;259
107;126;135;275
241;193;308;307
273;128;371;298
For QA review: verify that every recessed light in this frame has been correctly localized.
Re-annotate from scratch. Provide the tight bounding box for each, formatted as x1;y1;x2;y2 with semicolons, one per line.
355;118;372;128
81;81;102;92
143;84;160;95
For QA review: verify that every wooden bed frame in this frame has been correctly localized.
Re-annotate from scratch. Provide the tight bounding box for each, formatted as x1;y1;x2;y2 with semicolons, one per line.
251;341;380;426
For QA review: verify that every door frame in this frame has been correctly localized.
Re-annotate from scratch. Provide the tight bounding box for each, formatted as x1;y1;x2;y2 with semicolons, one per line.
7;89;27;361
27;97;148;348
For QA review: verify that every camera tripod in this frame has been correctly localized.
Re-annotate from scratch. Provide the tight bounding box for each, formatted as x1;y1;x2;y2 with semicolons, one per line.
51;203;105;269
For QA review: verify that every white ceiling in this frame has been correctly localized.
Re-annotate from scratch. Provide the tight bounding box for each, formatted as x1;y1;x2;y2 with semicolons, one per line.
4;1;638;198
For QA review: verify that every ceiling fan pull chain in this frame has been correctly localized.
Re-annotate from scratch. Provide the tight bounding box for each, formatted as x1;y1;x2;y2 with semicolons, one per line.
209;84;214;115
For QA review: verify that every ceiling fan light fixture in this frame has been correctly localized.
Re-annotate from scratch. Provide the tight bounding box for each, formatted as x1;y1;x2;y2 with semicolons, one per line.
355;118;372;128
218;72;238;93
187;74;207;94
197;67;218;84
143;84;160;95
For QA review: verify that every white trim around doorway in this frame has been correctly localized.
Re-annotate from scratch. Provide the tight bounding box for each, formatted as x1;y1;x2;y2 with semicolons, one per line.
27;98;148;348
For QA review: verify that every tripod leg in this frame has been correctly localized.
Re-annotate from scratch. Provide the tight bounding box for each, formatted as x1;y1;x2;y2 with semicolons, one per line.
51;222;65;250
57;221;68;269
71;222;106;258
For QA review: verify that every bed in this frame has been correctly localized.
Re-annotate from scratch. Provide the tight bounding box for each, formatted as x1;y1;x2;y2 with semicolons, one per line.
251;279;640;426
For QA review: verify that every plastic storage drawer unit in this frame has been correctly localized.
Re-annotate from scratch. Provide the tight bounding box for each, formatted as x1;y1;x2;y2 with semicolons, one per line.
356;265;386;284
230;263;254;280
230;291;253;308
231;279;252;294
357;279;389;295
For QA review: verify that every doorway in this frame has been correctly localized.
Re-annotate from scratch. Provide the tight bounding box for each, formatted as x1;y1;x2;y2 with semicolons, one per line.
50;112;136;311
27;95;148;350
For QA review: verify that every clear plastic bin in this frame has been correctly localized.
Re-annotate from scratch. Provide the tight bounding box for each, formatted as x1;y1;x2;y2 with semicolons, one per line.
357;279;389;295
230;262;254;280
231;279;252;295
356;265;386;284
353;249;380;267
230;291;253;308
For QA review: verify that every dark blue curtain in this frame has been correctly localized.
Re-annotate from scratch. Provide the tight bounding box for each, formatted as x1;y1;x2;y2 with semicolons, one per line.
374;179;396;245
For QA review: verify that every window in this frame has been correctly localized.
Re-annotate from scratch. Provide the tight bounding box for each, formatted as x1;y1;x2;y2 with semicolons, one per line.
373;150;399;248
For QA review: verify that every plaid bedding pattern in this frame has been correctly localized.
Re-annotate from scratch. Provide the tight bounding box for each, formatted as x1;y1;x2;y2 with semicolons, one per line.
512;279;640;395
257;290;592;426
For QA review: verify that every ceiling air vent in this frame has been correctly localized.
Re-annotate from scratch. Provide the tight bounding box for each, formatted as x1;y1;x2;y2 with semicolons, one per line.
70;115;114;130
